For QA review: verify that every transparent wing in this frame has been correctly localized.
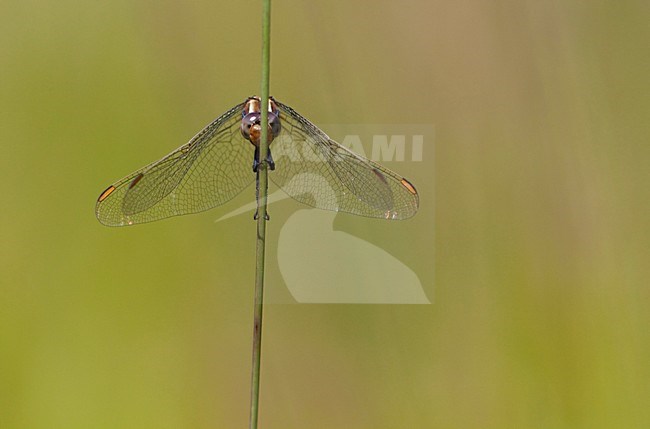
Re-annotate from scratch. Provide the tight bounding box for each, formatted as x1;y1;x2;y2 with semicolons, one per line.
270;100;419;219
96;102;254;226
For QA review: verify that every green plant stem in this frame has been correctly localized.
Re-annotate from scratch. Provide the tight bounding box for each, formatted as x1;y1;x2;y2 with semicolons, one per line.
249;0;271;428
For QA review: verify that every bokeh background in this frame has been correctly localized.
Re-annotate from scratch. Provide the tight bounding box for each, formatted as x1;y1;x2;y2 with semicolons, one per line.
2;1;649;428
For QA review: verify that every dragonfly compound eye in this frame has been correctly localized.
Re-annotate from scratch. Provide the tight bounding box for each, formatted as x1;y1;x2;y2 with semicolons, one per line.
240;112;260;141
269;112;282;137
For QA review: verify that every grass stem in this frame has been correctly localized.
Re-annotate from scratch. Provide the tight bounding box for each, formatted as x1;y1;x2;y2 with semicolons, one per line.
249;0;271;427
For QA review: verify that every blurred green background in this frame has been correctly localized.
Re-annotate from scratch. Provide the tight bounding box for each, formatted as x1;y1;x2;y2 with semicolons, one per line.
1;1;649;428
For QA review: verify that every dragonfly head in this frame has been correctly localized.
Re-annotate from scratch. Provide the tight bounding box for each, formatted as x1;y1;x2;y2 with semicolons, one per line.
241;96;282;146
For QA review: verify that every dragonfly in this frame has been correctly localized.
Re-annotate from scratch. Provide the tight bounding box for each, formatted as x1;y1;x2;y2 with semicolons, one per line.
95;96;419;226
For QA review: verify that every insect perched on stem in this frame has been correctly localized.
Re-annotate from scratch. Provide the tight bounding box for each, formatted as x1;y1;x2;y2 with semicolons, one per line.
96;96;419;226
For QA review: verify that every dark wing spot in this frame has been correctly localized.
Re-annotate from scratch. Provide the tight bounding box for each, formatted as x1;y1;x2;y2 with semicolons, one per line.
98;185;116;202
400;178;417;195
129;173;144;189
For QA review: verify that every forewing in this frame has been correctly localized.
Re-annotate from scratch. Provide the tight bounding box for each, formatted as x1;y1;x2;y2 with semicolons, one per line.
271;101;419;219
96;103;254;226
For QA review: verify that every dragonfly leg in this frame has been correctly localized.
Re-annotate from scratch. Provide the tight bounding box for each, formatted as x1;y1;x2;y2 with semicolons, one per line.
267;148;276;171
252;147;275;172
253;210;270;221
252;147;260;173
